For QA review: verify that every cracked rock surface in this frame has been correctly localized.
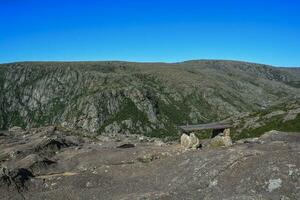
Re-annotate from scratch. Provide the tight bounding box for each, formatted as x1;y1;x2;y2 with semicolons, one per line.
0;128;299;200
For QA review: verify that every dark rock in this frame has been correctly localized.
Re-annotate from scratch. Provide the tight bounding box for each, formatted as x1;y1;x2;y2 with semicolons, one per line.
117;143;135;148
0;167;33;189
45;126;57;134
0;132;6;137
14;154;56;174
34;138;73;157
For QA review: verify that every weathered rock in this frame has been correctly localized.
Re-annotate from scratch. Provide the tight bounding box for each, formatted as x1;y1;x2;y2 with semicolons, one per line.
117;143;135;148
153;139;166;147
0;127;300;199
180;133;191;149
259;130;300;144
263;110;286;119
283;108;300;122
0;167;34;190
33;137;73;157
44;126;57;134
189;133;200;149
8;126;23;132
180;133;200;149
13;154;56;174
236;137;260;144
223;128;230;137
210;129;232;147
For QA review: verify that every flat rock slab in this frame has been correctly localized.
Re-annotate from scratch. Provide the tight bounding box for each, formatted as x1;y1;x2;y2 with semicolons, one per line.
0;129;299;200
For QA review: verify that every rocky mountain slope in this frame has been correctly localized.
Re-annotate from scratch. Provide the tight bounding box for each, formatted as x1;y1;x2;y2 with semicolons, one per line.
229;98;300;140
1;60;300;138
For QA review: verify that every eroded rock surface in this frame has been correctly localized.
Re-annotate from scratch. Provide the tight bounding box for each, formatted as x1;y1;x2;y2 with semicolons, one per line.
0;128;299;200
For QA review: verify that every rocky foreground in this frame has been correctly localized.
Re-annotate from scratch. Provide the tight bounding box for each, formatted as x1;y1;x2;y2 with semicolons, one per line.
0;127;299;200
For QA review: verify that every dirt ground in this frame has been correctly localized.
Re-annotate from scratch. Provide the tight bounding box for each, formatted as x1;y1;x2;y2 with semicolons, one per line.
0;127;299;200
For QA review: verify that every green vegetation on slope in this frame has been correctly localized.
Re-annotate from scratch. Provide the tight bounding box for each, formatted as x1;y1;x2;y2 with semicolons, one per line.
230;99;300;140
1;60;300;139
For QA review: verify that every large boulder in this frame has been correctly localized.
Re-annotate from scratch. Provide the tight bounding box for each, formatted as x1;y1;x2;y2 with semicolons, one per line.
180;133;190;148
210;128;232;148
190;133;200;149
180;133;200;149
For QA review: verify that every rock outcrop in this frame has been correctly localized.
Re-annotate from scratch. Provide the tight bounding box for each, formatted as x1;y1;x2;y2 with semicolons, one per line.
180;133;200;149
230;99;300;140
0;128;299;199
8;126;23;132
210;128;233;147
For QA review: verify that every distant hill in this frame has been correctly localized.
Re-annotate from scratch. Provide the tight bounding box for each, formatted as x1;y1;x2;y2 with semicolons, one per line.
1;60;300;138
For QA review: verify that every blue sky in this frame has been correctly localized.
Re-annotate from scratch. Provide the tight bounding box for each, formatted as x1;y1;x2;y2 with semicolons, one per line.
1;0;300;66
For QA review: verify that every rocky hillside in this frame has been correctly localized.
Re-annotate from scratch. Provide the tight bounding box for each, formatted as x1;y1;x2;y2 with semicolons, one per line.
1;60;300;138
228;98;300;140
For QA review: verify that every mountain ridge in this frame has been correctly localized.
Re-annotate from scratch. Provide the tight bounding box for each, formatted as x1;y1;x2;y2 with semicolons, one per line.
2;59;299;68
1;60;300;138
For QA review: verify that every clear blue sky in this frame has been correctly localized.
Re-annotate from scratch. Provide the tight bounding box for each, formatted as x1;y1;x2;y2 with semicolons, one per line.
1;0;300;66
